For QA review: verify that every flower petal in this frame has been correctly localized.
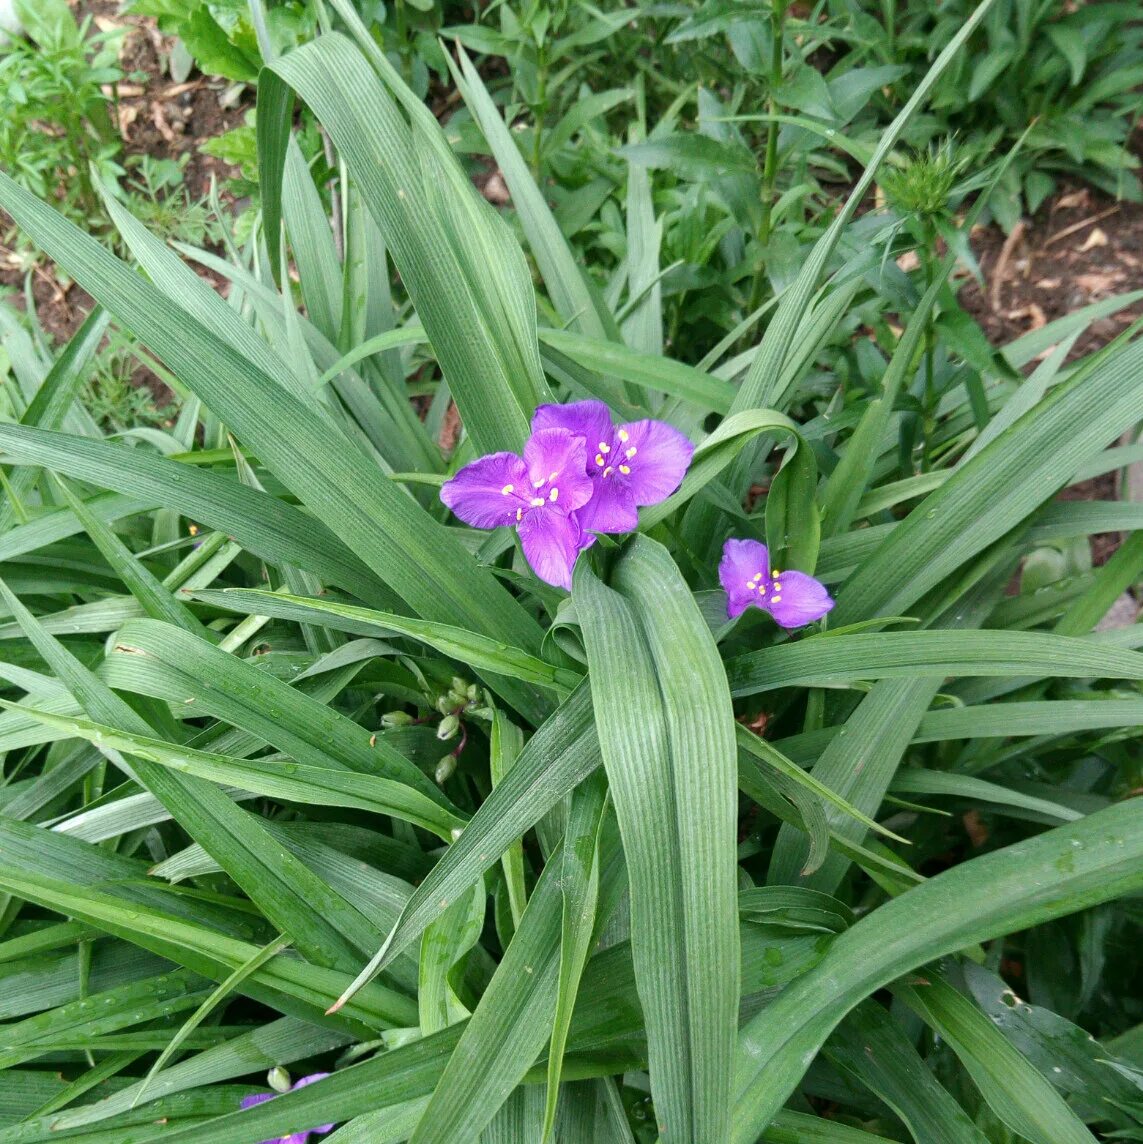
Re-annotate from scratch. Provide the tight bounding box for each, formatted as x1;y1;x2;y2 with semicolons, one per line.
766;570;834;628
531;400;615;460
719;538;768;619
573;512;598;552
291;1075;334;1134
517;509;583;589
578;478;639;534
238;1091;283;1144
523;429;593;511
616;419;694;505
440;452;528;528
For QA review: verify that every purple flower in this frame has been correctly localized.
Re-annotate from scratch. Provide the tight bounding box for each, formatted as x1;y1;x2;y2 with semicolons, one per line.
719;539;834;627
531;400;694;534
239;1073;334;1144
440;428;594;590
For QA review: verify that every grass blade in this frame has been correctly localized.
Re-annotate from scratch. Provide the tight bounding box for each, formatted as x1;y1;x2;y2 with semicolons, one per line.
578;537;738;1142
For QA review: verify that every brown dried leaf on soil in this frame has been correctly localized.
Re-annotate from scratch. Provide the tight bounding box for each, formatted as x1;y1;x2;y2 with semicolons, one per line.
1079;226;1109;251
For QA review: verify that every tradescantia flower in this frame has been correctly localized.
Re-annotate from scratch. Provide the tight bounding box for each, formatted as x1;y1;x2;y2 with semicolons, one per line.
440;427;593;590
719;539;834;627
239;1072;333;1144
531;400;694;534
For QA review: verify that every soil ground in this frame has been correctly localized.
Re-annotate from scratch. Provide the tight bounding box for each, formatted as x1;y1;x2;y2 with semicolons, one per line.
960;180;1143;361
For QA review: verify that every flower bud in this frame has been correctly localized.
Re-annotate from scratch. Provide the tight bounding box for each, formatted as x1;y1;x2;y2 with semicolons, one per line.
380;710;413;728
268;1067;292;1093
466;684;480;703
436;714;460;741
436;694;454;715
435;753;457;784
450;676;468;696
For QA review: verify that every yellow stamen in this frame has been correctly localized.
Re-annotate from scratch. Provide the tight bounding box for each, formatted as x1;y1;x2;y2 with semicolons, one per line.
530;496;545;507
595;453;605;467
598;441;610;453
603;466;614;477
625;447;637;459
617;428;629;443
771;595;782;603
618;464;630;475
549;487;559;502
516;508;523;522
501;484;514;495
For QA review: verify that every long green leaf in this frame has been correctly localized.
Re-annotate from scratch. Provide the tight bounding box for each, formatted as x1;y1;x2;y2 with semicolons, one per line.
0;306;109;533
836;335;1143;623
726;630;1143;695
0;172;547;710
0;423;393;609
897;972;1097;1144
730;798;1143;1142
329;682;598;1008
543;773;609;1142
578;537;738;1143
262;33;549;455
450;42;615;341
3;702;463;839
825;1002;990;1144
192;588;582;695
0;583;400;970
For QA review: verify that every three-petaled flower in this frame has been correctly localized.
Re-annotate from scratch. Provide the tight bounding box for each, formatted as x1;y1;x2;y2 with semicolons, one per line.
239;1072;334;1144
440;427;593;590
531;400;694;534
440;401;693;589
719;539;834;627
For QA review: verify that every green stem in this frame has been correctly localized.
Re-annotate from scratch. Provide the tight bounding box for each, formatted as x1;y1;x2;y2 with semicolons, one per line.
745;0;788;319
531;41;548;177
920;219;938;472
395;0;410;81
759;1;786;247
882;0;896;59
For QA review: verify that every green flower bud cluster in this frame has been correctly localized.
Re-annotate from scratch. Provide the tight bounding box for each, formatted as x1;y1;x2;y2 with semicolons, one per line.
879;140;965;220
267;1067;292;1094
437;677;493;722
434;753;458;784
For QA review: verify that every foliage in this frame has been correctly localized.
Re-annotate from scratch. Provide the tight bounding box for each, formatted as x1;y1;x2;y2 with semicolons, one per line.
0;0;128;237
1;3;1143;1144
864;0;1143;228
154;1;1143;359
0;0;229;265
